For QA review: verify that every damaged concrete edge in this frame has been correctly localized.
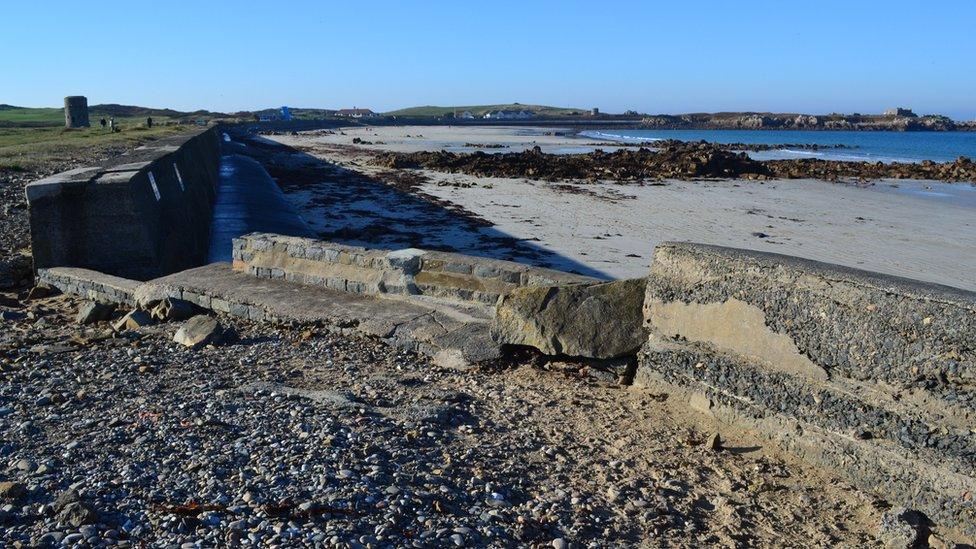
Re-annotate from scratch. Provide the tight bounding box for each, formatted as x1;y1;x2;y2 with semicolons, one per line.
36;264;502;369
639;241;976;536
231;233;600;307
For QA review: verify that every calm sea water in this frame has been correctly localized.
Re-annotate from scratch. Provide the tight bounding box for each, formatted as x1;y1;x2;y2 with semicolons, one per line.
579;129;976;163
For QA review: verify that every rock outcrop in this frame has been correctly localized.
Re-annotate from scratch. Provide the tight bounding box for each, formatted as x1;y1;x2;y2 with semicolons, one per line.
378;143;976;183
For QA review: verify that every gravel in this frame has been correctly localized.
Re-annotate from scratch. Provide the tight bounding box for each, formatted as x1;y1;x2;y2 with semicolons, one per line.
0;292;892;547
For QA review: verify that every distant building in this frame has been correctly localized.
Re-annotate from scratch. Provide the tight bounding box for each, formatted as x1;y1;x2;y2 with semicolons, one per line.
280;106;292;121
258;113;279;122
884;107;916;117
336;108;378;118
457;110;475;119
483;110;535;120
591;107;600;116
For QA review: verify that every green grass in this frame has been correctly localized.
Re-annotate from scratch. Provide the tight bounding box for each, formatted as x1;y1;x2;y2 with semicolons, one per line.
0;105;205;128
385;103;587;118
0;124;189;171
0;107;67;125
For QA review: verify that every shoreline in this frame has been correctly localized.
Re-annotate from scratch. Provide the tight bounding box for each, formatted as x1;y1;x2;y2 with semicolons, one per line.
257;125;976;290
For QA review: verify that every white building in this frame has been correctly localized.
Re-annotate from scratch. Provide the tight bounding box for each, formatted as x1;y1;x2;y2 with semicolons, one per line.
483;110;535;120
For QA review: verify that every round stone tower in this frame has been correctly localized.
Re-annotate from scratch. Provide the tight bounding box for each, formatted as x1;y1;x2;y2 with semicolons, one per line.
64;96;90;128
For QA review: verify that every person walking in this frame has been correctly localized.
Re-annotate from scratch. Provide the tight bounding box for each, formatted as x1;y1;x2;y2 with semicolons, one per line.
99;117;106;129
146;116;153;128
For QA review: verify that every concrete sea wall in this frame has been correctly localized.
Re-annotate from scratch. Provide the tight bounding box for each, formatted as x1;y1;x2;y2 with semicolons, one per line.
26;128;221;280
636;242;976;535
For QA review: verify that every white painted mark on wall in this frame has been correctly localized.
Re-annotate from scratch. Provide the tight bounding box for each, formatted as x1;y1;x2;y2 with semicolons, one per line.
148;171;161;201
173;163;185;191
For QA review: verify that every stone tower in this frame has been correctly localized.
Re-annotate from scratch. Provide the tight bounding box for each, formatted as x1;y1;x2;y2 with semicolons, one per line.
64;96;90;128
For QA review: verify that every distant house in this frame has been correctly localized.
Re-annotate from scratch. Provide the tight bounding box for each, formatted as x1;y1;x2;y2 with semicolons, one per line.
258;113;279;122
483;110;535;120
336;108;378;118
884;107;916;117
458;110;475;119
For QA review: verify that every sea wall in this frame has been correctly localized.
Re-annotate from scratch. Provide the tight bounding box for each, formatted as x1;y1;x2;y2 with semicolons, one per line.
231;233;597;306
26;127;221;280
635;242;976;535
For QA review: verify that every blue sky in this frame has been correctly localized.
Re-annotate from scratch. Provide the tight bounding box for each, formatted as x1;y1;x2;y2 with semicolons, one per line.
3;0;974;119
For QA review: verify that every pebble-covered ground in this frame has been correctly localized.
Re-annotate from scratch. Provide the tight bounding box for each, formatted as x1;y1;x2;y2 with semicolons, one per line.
0;293;894;548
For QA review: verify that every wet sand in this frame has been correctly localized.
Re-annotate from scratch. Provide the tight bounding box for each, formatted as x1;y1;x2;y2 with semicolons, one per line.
265;126;976;291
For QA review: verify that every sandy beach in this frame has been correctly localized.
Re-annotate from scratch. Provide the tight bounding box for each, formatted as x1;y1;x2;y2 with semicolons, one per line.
263;125;976;290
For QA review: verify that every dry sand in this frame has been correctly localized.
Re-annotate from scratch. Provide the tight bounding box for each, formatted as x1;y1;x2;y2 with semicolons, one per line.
267;126;976;291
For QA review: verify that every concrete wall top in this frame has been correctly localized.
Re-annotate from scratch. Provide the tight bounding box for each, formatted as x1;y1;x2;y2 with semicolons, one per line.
232;232;599;307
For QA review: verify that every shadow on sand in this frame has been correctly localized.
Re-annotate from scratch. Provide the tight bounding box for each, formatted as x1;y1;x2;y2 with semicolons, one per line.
231;132;613;280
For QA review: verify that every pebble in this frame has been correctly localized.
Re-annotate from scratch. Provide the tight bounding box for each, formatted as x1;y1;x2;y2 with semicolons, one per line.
0;291;888;546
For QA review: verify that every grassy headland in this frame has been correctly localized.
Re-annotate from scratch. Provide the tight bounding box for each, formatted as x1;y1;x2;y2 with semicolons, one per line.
385;103;587;118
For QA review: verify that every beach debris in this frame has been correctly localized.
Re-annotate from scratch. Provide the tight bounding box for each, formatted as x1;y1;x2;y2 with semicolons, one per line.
376;143;976;184
112;310;154;332
150;297;196;322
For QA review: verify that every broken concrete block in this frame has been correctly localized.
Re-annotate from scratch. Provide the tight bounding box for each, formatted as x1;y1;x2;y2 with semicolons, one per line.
112;310;153;332
150;298;196;321
491;278;646;359
75;301;114;325
173;315;231;349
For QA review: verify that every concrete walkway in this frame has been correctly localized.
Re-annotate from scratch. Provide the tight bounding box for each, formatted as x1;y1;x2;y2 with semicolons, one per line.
38;263;501;368
208;152;314;263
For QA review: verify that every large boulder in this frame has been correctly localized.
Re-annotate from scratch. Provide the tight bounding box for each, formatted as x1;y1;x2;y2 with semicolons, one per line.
491;278;646;359
174;315;232;349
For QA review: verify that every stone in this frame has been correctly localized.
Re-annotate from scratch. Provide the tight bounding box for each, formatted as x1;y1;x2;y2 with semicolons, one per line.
58;501;99;527
0;310;27;322
706;433;722;451
0;481;27;500
491;278;647;359
878;508;928;549
150;298;196;321
173;315;231;349
53;490;81;513
76;301;114;325
552;538;568;549
26;283;54;300
112;310;153;332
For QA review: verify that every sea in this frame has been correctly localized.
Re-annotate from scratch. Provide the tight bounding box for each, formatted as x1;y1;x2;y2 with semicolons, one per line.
579;129;976;164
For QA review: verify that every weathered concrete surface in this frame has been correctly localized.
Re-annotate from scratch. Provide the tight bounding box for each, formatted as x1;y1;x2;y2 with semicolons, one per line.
491;278;647;359
39;264;502;368
26;128;220;280
636;242;976;535
643;242;975;388
233;233;598;306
